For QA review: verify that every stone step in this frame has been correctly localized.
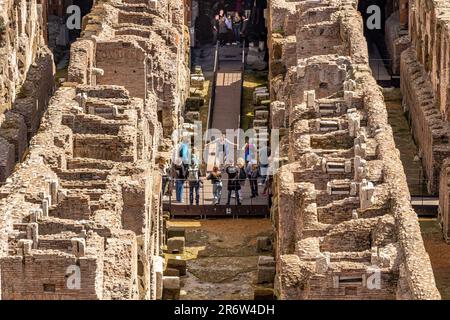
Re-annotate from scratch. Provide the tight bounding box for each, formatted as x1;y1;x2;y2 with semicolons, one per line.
67;158;115;170
60;180;108;190
56;169;109;182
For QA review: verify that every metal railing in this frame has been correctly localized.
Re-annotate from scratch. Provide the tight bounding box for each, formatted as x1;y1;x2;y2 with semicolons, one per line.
161;176;271;218
238;39;246;130
206;41;220;131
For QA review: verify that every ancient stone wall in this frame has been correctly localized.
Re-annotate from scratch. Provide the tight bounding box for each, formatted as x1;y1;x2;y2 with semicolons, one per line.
400;0;450;193
0;0;189;300
0;0;55;183
268;0;440;300
399;0;450;239
67;0;190;139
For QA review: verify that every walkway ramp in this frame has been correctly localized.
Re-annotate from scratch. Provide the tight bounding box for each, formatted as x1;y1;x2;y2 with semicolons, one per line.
206;44;245;172
211;45;244;133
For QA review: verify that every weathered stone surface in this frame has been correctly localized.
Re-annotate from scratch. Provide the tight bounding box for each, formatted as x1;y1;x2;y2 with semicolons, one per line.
162;276;180;300
167;257;187;276
0;0;55;183
0;0;190;301
268;0;440;300
167;237;185;254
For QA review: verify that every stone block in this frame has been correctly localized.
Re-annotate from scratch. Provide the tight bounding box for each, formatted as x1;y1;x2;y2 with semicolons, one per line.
167;257;187;276
162;276;180;300
191;75;205;89
254;287;275;300
185;97;204;111
257;256;275;284
253;119;268;127
256;236;272;253
255;105;269;111
167;237;185;254
184;112;200;124
254;92;270;105
164;268;180;277
167;227;186;239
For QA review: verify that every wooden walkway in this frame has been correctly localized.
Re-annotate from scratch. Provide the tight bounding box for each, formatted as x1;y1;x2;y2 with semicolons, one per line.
162;44;267;217
206;45;244;172
163;178;270;217
211;45;243;133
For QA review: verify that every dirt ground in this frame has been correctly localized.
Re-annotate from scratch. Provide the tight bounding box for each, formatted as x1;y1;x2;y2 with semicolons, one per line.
167;219;273;300
420;218;450;300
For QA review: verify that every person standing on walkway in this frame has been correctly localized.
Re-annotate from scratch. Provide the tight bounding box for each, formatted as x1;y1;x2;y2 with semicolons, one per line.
206;133;238;168
249;161;260;198
232;12;242;44
158;157;170;199
243;137;256;164
237;158;247;201
188;158;202;205
218;10;228;45
225;162;242;206
172;157;187;203
225;14;234;44
207;166;223;205
212;14;220;44
178;134;191;171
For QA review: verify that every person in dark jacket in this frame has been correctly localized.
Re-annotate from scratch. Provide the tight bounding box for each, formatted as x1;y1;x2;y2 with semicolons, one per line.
207;166;223;205
187;158;202;205
249;162;260;198
225;163;242;206
172;157;187;203
232;12;242;43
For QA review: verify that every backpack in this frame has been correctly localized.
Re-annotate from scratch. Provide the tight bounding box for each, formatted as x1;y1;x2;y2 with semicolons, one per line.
188;167;199;182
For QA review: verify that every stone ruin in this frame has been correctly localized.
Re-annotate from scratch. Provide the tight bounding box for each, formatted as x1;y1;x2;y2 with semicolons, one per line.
0;0;189;300
0;0;55;182
268;0;440;299
398;0;450;242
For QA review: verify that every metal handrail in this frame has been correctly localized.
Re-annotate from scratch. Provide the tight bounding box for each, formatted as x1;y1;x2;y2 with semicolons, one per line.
238;39;246;130
206;41;220;132
162;176;270;206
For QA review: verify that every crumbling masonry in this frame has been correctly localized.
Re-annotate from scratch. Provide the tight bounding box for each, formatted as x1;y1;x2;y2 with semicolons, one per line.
268;0;440;299
398;0;450;242
0;0;189;300
0;0;55;182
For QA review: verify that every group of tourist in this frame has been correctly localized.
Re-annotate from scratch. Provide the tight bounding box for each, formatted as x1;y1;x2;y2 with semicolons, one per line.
159;136;273;206
160;158;272;206
211;0;265;45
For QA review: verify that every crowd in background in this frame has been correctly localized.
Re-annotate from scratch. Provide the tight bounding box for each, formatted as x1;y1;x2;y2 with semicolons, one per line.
208;0;267;45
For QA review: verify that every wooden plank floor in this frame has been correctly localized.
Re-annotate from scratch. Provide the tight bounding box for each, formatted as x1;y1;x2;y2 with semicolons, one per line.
211;45;243;133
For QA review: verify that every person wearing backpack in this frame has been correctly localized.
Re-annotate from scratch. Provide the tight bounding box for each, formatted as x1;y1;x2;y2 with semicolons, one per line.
249;161;260;198
188;158;202;205
172;157;187;203
225;162;242;206
207;166;223;205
